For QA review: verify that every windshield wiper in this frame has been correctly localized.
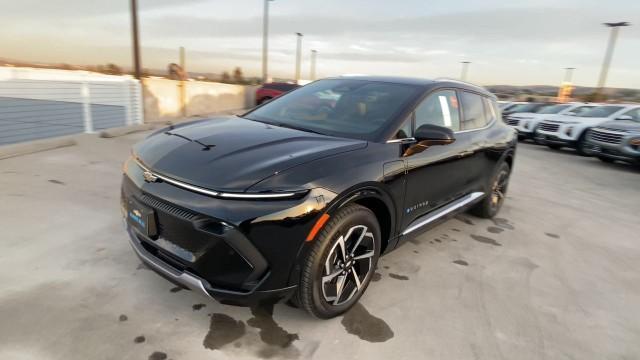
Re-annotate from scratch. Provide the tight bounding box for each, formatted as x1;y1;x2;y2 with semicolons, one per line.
164;131;215;151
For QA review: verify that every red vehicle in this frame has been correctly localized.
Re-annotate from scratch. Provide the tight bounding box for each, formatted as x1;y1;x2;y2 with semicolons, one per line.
256;82;300;105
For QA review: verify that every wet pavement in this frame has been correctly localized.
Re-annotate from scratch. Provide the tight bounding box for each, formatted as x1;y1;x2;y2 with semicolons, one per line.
1;133;640;360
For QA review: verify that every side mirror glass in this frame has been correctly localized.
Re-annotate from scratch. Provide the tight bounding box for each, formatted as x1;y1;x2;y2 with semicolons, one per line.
616;115;632;121
414;124;456;145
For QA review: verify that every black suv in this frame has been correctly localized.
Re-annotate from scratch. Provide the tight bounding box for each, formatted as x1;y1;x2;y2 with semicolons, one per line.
122;76;517;318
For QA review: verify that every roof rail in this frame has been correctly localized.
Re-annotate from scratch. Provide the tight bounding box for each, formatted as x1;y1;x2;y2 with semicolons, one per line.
433;77;479;86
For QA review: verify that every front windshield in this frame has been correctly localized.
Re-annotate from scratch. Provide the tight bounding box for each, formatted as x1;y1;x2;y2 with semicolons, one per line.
579;106;624;118
571;106;595;116
244;79;420;140
509;103;539;113
537;104;571;114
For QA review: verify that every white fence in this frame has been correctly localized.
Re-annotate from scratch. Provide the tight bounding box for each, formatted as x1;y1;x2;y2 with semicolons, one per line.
0;67;143;146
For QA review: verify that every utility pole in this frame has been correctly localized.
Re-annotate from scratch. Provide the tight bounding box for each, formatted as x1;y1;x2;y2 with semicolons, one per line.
130;0;142;79
261;0;274;84
295;33;304;83
460;61;471;81
310;49;317;80
596;22;630;96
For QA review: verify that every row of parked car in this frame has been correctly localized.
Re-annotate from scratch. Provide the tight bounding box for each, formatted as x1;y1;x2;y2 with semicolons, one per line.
500;101;640;166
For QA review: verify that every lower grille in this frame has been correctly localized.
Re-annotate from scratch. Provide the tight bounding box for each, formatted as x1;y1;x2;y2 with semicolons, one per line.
506;118;520;126
589;129;624;144
539;122;560;132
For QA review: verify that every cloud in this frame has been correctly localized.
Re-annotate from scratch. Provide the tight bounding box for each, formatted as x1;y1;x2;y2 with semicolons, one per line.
2;0;207;18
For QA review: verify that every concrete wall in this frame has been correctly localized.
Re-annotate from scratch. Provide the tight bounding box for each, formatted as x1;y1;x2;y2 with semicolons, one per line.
142;78;256;122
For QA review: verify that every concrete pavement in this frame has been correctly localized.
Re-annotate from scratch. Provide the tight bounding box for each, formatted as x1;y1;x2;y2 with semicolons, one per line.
1;133;639;360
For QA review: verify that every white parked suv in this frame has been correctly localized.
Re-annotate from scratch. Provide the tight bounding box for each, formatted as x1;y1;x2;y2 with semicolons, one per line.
535;104;640;155
505;103;597;140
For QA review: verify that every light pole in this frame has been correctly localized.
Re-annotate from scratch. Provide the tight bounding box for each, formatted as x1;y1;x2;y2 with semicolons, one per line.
563;67;576;83
310;49;317;80
596;22;630;94
130;0;142;79
261;0;274;84
295;32;304;83
460;61;471;81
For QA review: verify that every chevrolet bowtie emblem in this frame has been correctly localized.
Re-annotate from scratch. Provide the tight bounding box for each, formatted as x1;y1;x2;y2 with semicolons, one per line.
143;170;159;183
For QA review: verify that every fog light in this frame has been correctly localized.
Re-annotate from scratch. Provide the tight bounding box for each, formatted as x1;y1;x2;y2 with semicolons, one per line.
630;139;640;146
565;127;573;137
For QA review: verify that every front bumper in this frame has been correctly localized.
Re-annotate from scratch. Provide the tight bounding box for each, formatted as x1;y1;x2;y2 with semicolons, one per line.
126;225;296;305
585;140;640;164
534;132;576;147
121;158;336;305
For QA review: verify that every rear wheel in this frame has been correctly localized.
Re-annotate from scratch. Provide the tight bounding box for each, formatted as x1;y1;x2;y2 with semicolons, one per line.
295;204;380;319
470;162;511;219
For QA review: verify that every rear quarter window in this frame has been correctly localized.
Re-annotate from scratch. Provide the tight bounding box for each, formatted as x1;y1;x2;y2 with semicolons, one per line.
459;92;488;130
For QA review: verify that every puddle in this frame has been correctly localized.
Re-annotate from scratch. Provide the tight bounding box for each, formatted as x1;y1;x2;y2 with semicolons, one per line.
170;286;183;293
453;260;469;266
248;303;299;349
148;352;167;360
192;303;206;311
203;313;246;350
470;235;502;247
545;233;560;238
341;303;394;343
119;314;128;322
487;226;504;234
388;273;409;280
455;215;474;225
134;335;146;344
371;272;382;282
48;179;65;185
491;218;514;230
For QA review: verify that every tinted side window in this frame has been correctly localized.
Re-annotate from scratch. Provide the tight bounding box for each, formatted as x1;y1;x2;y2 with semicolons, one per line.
414;90;461;131
621;108;640;121
483;97;498;123
460;92;487;130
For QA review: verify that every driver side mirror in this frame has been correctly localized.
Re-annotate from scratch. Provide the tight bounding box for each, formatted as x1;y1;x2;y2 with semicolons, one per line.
616;115;633;121
414;124;456;146
566;111;577;116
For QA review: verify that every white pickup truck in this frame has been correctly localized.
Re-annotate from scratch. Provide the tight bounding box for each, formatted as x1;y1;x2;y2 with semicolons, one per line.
504;103;596;141
535;104;640;155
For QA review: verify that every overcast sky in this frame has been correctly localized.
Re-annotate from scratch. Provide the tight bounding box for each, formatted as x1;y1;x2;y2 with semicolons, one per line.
1;0;639;87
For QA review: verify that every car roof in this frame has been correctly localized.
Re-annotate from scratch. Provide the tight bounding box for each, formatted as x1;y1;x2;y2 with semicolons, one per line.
327;75;495;98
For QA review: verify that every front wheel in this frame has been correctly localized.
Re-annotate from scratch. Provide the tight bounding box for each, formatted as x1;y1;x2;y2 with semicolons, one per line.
295;204;381;319
470;162;511;219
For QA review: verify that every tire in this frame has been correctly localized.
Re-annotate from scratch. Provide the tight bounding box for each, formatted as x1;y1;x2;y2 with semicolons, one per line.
547;144;563;150
575;132;591;156
295;204;381;319
470;162;511;219
598;156;614;163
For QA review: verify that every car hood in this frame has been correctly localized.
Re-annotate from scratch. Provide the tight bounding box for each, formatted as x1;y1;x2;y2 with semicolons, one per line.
543;115;608;125
596;120;640;132
134;117;367;192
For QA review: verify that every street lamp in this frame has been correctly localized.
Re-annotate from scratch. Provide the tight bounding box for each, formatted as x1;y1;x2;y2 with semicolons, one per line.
295;32;303;83
596;22;630;93
310;49;318;80
563;67;576;83
261;0;275;84
130;0;142;79
460;61;471;81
